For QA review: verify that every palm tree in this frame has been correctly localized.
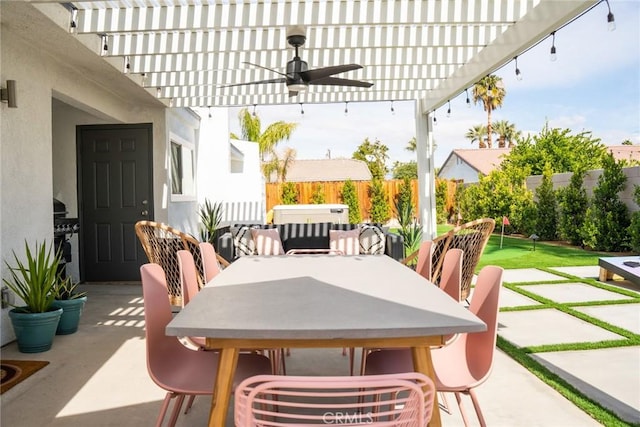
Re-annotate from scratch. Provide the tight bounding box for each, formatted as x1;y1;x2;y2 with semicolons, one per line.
493;120;520;148
472;75;506;148
230;108;298;160
278;148;297;182
465;124;488;149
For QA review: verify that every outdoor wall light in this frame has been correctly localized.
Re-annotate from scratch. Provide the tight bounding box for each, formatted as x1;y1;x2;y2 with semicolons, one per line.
0;80;17;108
605;0;616;31
549;32;557;62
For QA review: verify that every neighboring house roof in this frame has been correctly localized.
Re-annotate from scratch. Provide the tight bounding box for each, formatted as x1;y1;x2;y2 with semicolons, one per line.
282;158;372;182
438;148;511;179
608;145;640;163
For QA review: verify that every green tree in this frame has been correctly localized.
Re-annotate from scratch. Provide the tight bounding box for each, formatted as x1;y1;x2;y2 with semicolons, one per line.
535;164;558;240
435;179;448;224
352;138;389;180
465;124;488;149
310;184;326;204
580;154;630;251
628;185;640;252
557;169;588;246
405;137;417;152
472;74;506;148
341;179;362;224
230;108;297;161
281;182;298;205
391;161;417;179
369;179;390;223
502;126;607;176
493;120;520;148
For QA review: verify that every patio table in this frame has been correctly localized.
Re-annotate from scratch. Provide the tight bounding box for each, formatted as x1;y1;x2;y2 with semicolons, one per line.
165;254;486;427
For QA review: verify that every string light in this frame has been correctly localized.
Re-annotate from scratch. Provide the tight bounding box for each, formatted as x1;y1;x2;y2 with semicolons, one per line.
466;89;471;108
252;104;257;116
549;31;557;62
124;56;131;74
299;103;304;115
169;98;174;108
101;34;108;55
446;100;451;118
344;101;349;116
514;56;523;81
432;112;437;126
605;0;616;31
390;100;395;115
156;87;161;98
140;73;147;87
208;106;212;118
69;7;78;34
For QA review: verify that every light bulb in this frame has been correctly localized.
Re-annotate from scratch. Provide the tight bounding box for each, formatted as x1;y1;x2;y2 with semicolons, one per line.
607;12;616;31
550;45;557;62
516;68;522;81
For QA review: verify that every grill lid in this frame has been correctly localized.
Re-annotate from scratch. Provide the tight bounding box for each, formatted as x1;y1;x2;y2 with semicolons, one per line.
53;198;67;216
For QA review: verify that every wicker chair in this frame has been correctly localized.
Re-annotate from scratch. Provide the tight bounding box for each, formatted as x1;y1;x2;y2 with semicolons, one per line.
402;218;495;300
135;220;229;306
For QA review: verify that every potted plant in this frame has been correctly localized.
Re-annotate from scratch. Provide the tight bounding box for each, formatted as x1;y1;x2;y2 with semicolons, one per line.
51;276;87;335
2;240;63;353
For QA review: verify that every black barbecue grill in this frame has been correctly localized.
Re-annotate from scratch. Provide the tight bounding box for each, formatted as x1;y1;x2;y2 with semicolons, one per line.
53;198;79;278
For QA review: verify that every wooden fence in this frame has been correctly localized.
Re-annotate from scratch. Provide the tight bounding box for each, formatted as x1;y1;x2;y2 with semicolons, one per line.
267;179;460;222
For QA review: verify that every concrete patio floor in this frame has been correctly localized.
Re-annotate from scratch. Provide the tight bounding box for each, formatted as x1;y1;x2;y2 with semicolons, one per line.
1;265;638;426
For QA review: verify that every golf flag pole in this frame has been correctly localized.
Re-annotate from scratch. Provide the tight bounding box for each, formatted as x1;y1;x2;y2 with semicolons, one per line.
500;216;510;248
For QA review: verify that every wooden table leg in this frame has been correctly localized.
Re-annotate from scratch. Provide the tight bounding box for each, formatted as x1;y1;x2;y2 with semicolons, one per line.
209;347;239;427
599;267;613;281
412;346;442;427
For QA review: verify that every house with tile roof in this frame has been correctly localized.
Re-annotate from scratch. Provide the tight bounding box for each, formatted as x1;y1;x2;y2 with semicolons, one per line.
437;148;511;183
277;158;372;182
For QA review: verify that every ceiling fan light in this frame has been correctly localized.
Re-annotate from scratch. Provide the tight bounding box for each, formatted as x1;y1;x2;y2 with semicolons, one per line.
288;83;308;92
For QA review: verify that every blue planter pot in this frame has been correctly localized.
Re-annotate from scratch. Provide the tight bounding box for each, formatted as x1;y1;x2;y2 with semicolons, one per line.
8;308;63;353
51;297;88;335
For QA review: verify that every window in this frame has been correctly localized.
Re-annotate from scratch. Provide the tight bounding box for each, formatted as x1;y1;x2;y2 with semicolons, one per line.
170;135;196;201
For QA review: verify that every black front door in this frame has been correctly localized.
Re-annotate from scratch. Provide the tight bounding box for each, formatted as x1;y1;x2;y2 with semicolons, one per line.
78;124;153;281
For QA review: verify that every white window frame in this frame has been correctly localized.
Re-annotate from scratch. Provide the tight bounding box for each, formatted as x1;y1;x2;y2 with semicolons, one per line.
170;133;196;202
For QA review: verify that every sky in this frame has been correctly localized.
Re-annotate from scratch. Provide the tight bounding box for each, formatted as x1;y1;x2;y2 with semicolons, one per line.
227;1;640;169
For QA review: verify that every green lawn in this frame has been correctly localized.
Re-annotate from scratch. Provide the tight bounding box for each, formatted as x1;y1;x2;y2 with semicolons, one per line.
477;234;611;270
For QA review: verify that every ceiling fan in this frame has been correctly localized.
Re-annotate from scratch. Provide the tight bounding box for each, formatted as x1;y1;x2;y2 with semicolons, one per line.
221;34;373;97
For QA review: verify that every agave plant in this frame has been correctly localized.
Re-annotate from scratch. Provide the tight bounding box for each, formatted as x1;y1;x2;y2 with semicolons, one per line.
53;276;87;300
199;199;224;244
2;241;60;313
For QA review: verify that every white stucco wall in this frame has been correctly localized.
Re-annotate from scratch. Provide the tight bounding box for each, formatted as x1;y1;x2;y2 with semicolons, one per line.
0;11;197;345
196;108;266;226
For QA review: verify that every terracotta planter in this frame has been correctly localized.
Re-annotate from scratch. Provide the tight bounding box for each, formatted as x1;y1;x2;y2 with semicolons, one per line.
51;296;87;335
8;308;63;353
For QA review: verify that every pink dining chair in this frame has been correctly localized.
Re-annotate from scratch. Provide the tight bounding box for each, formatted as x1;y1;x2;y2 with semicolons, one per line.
199;242;221;282
364;265;504;427
234;372;436;427
439;248;463;303
415;240;434;281
140;263;272;427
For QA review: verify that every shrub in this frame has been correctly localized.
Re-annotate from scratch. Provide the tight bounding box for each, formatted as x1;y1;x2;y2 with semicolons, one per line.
435;179;448;224
281;182;298;205
627;185;640;252
341;179;361;224
580;154;630;251
534;165;558;240
557;170;588;245
394;178;421;257
369;179;390;223
310;184;326;204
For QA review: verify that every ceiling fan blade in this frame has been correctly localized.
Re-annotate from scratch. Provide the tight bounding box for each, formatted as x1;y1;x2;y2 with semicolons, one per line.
308;77;373;88
218;78;286;89
243;61;288;78
301;64;363;82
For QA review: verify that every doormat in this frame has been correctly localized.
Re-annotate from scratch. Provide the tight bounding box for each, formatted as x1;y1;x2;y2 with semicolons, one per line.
1;360;49;394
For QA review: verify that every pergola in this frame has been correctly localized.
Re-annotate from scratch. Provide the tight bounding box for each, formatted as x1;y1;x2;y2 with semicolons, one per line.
10;0;599;236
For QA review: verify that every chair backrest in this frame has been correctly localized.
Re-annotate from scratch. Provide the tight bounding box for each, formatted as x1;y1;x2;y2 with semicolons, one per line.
439;248;463;302
464;265;503;383
432;218;495;300
140;263;192;384
199;242;221;282
414;240;434;281
135;220;205;305
235;372;436;427
177;250;200;307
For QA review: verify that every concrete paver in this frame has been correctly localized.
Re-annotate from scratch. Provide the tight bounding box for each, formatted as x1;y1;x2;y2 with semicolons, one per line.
550;266;600;279
519;282;632;304
532;347;640;424
499;287;541;308
498;308;626;347
573;303;640;334
502;268;566;283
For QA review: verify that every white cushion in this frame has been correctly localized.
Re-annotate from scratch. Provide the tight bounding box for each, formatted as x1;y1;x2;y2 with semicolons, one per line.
251;228;285;256
359;225;386;255
329;229;360;255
